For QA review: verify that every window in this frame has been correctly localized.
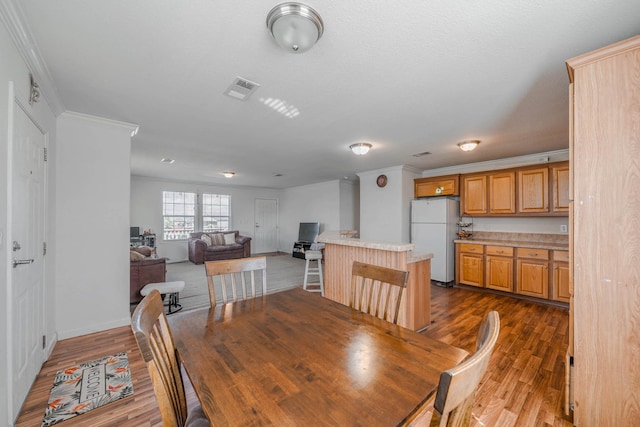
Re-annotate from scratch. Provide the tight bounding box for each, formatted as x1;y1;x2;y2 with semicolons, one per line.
202;193;230;232
162;191;231;240
163;191;196;240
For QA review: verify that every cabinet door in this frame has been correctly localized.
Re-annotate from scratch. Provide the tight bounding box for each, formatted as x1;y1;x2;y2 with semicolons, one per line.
459;253;484;287
489;172;516;214
516;259;549;298
552;164;570;213
414;175;459;197
552;262;570;302
461;175;487;215
486;256;513;292
518;168;549;213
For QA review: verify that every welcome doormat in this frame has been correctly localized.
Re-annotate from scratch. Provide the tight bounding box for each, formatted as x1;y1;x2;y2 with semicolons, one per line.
41;352;134;426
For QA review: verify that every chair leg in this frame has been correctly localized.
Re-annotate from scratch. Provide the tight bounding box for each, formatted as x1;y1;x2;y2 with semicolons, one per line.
303;259;311;290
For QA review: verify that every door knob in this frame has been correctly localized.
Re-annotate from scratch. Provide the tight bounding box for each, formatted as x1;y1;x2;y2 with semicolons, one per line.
13;258;34;268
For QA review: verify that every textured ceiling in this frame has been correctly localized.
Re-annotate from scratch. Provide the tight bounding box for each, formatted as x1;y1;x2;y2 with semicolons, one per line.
12;0;640;188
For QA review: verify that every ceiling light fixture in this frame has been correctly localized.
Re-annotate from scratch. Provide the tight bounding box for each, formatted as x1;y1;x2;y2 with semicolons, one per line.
350;143;372;155
266;2;324;54
457;140;481;152
222;172;236;178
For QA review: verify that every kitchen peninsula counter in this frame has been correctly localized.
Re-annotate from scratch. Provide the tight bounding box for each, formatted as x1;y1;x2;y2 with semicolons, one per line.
317;232;433;331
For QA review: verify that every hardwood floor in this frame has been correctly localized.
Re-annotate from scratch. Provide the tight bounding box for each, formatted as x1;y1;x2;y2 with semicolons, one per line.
16;285;573;426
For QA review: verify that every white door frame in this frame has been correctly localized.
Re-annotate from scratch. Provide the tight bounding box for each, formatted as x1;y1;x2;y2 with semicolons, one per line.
5;81;48;424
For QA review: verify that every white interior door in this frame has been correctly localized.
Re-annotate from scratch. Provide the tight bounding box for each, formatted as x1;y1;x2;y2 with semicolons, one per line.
254;199;278;254
9;87;46;421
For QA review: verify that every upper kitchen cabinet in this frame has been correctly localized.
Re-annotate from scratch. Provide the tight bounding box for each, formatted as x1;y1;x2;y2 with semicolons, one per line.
414;174;459;198
567;35;640;426
460;174;487;215
551;164;570;213
518;167;548;214
489;171;516;214
460;162;569;217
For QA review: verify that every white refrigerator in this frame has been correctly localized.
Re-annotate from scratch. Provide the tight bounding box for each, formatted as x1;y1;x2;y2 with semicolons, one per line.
410;197;459;284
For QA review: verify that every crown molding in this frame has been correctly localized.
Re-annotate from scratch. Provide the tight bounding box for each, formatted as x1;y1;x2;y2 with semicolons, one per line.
61;111;138;132
0;0;65;115
420;149;569;177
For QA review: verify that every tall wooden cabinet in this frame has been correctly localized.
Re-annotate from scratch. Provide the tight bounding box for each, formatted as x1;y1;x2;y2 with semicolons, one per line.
567;36;640;425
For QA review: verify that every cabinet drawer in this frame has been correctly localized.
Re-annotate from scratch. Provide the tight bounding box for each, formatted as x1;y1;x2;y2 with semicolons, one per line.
517;248;549;260
553;250;569;262
486;245;513;257
459;243;483;254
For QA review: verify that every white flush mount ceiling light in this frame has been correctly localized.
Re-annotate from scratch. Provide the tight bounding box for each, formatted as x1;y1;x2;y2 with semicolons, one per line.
222;172;236;178
350;143;372;155
457;140;481;152
266;2;324;53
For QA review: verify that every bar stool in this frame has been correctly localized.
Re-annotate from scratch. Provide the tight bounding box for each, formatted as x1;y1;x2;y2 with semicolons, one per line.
303;250;324;296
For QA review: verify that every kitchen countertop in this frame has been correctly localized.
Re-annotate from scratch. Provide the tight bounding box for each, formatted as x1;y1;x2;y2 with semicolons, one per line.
454;231;569;251
317;231;416;252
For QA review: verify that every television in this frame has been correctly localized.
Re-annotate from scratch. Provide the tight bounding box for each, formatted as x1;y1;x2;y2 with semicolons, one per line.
130;226;140;238
298;222;320;243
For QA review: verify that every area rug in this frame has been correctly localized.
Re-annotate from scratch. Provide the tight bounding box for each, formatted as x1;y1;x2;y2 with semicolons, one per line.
41;352;134;426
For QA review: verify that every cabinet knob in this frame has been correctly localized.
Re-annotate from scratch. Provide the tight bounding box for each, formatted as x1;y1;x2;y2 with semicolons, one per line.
529;253;538;257
497;250;504;254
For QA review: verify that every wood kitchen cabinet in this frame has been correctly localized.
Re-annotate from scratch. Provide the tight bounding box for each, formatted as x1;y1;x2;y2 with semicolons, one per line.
455;243;484;287
518;167;549;213
485;245;514;292
414;174;459;198
460;161;568;217
567;36;640;425
551;164;570;213
516;248;549;299
488;171;516;214
460;175;487;215
551;250;570;303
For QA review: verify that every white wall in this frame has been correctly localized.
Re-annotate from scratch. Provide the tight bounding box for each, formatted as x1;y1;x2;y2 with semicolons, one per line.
0;19;58;427
358;166;418;243
279;180;342;251
339;179;359;231
55;112;135;339
130;176;281;261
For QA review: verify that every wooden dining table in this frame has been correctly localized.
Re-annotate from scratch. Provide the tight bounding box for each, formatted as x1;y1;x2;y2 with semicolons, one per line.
168;287;468;426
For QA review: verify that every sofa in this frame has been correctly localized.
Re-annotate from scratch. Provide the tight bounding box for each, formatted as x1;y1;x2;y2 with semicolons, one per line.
130;246;166;304
188;230;251;264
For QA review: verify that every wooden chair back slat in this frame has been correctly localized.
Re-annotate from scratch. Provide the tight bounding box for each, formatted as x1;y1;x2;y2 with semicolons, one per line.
350;261;409;324
432;311;500;427
131;290;188;427
205;256;267;306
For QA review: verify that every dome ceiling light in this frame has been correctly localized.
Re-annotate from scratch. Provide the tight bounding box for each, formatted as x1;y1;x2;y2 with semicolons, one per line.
350;143;372;155
457;140;481;152
266;2;324;54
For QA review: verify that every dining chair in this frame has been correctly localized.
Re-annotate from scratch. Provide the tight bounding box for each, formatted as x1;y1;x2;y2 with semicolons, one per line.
349;261;409;324
205;256;267;306
402;311;501;427
131;289;209;427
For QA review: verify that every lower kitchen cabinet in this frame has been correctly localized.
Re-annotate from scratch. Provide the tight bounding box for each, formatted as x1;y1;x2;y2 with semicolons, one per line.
485;245;514;292
552;250;570;302
456;243;484;287
516;248;549;299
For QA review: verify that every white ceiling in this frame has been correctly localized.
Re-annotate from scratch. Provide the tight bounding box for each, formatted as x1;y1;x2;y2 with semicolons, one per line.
10;0;640;188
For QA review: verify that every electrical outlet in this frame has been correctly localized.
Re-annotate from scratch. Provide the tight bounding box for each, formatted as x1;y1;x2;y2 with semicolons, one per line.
560;224;568;233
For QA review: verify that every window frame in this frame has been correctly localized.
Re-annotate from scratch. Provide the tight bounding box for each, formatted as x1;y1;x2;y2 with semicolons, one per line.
161;191;232;241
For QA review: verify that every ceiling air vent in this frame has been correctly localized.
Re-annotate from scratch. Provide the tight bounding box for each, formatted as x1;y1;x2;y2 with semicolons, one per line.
224;77;260;101
412;151;432;157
